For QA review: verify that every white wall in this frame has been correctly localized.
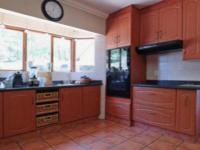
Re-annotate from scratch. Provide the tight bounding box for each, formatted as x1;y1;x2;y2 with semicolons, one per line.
0;0;106;34
147;51;200;81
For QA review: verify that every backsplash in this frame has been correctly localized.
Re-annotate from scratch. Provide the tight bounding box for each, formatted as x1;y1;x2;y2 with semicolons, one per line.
147;51;200;81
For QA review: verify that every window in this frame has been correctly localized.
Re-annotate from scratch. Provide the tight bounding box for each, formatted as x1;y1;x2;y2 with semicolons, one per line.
53;37;71;72
27;31;51;72
75;39;95;72
0;28;23;70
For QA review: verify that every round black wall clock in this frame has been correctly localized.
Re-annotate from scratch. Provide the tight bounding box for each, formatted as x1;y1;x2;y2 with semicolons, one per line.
41;0;64;22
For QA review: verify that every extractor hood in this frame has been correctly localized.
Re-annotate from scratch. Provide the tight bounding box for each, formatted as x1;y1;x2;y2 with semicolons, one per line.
136;40;183;55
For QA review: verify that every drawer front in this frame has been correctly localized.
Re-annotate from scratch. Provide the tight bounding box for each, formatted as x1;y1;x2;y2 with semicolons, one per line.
36;114;58;127
36;92;59;103
133;87;176;109
134;104;176;130
36;103;59;115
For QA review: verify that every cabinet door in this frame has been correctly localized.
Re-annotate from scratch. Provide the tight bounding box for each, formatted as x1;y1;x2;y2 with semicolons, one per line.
60;88;82;123
140;10;159;45
159;1;182;42
0;93;2;138
83;86;100;118
4;91;36;137
176;90;196;136
183;0;200;60
106;18;118;49
117;12;131;47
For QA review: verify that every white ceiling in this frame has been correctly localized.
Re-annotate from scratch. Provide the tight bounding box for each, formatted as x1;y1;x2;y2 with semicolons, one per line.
72;0;163;14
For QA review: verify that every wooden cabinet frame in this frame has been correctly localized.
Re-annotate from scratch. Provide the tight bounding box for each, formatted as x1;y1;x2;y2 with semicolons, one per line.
1;25;94;72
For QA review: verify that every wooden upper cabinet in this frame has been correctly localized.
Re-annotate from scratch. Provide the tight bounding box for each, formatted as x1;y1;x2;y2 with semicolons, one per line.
140;10;159;45
140;0;183;45
0;93;2;138
60;88;83;123
82;86;101;118
107;18;118;49
117;12;131;48
183;0;200;60
106;7;132;49
176;90;196;136
4;91;36;137
159;1;182;42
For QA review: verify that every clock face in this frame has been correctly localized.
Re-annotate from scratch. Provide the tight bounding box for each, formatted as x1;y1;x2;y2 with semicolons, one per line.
42;0;64;21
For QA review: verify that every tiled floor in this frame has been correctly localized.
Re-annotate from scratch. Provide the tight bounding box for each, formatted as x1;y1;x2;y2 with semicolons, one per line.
0;119;200;150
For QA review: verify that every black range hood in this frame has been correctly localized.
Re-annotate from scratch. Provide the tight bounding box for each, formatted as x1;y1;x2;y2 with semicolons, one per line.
136;40;183;55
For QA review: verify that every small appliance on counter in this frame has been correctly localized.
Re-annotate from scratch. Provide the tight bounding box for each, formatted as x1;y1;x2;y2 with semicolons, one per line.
12;72;24;88
28;67;40;86
75;76;92;84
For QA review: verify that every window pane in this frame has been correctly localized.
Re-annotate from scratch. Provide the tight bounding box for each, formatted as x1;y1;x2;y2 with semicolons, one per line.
53;38;71;72
27;31;51;72
0;28;23;70
75;39;95;72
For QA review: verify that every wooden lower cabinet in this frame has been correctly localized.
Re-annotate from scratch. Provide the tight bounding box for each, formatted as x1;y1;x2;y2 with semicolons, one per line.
0;93;3;138
176;90;196;135
83;86;101;118
134;104;176;130
133;87;197;136
60;88;82;123
4;91;36;137
106;97;131;121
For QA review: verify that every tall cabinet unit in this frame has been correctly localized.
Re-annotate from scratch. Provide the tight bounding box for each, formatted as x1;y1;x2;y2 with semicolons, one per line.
106;6;146;125
183;0;200;59
3;91;36;137
140;0;182;45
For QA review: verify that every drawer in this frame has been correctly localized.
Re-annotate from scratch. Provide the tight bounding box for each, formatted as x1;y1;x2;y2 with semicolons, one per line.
133;87;176;109
36;114;58;127
134;104;176;130
106;97;131;120
36;92;59;103
36;103;59;115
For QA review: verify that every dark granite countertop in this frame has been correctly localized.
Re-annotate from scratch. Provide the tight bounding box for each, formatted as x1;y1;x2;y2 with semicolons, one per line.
0;80;102;92
133;80;200;90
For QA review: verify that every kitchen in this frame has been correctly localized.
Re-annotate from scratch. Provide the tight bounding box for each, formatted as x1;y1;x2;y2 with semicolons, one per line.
0;0;200;149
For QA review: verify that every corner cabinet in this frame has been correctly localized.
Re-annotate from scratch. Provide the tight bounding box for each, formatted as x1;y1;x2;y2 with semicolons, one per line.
106;6;132;49
176;90;196;136
0;93;3;138
183;0;200;60
140;0;182;45
4;90;36;137
60;87;82;123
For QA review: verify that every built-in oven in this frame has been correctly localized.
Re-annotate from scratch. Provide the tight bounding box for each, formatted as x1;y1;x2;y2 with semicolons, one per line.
106;46;131;98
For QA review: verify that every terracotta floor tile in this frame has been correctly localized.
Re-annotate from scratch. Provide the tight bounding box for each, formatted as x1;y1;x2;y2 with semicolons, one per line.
148;140;177;150
73;134;98;146
85;141;112;150
101;134;127;145
125;126;145;134
117;129;139;138
179;142;200;150
111;140;145;150
131;134;157;145
0;142;21;150
61;129;87;139
159;135;183;145
53;141;84;150
40;125;61;135
20;138;52;150
78;125;99;134
142;130;162;138
90;129;114;139
176;146;190;150
42;132;71;146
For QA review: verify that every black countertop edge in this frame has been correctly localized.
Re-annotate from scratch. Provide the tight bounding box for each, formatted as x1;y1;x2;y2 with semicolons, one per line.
132;80;200;90
0;80;103;92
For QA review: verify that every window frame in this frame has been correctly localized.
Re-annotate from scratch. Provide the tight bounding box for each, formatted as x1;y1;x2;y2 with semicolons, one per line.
0;25;95;73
